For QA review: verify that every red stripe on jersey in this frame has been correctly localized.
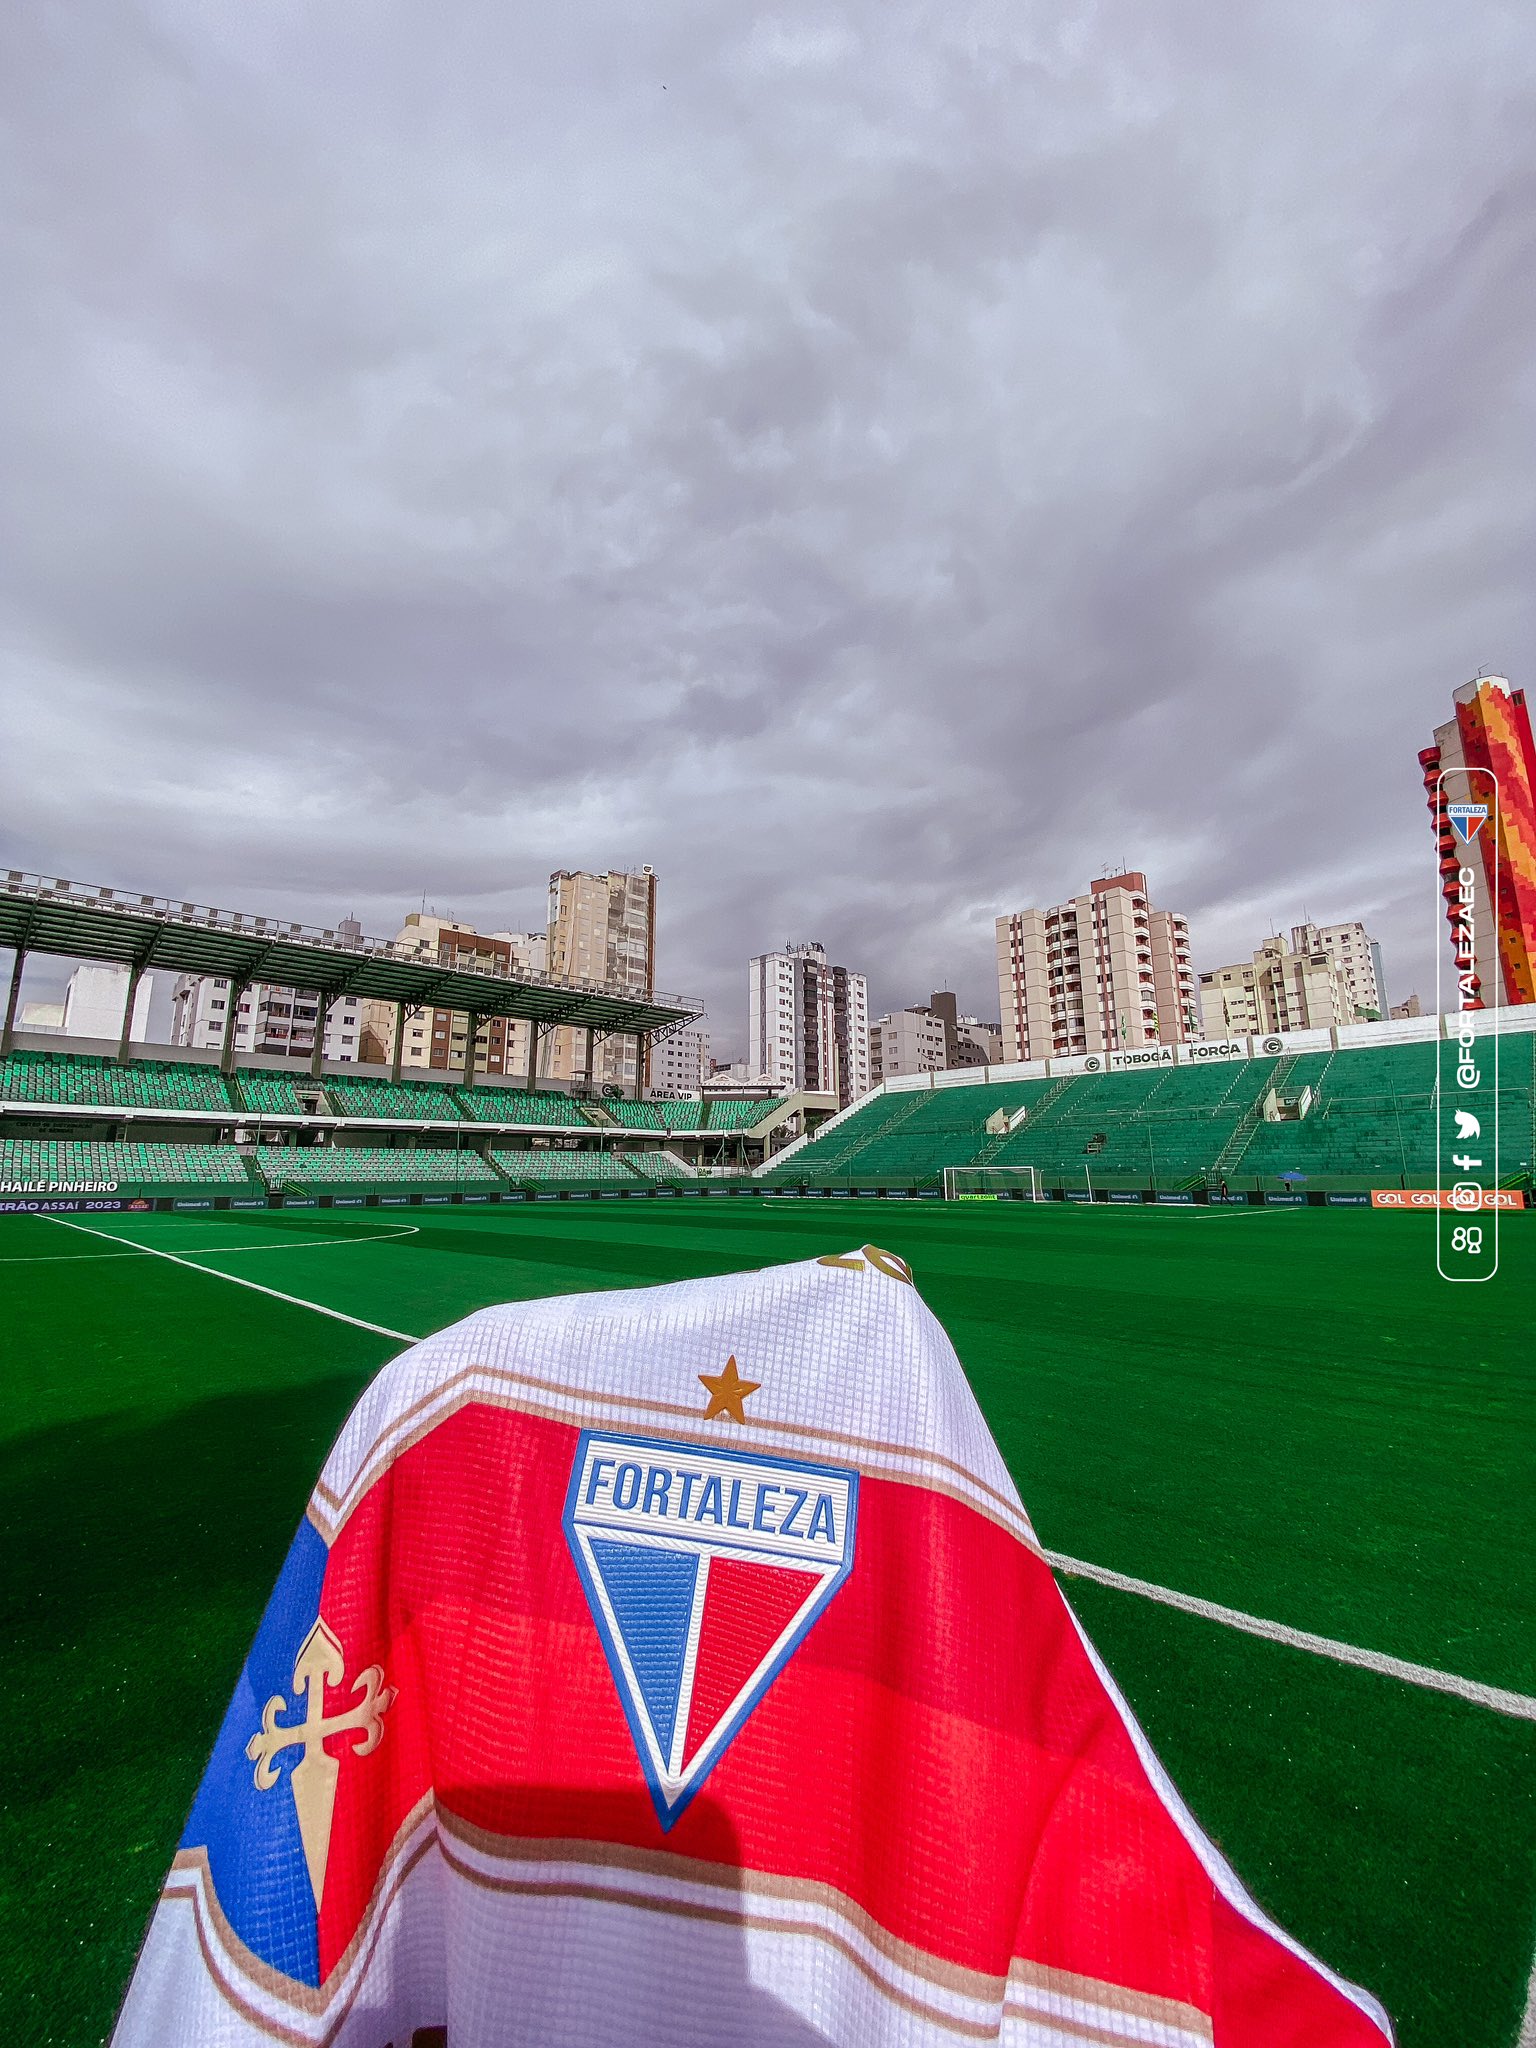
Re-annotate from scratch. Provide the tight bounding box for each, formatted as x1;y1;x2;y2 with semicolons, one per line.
312;1402;1381;2042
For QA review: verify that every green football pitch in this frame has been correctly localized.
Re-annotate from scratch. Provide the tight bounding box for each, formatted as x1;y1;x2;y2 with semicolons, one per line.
3;1200;1532;2046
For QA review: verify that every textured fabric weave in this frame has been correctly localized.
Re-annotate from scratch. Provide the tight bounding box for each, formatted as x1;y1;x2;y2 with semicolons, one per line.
114;1245;1392;2047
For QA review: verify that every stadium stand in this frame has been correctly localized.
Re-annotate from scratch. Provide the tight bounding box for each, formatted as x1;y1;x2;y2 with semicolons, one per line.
603;1100;671;1131
231;1069;313;1117
488;1148;642;1184
0;1050;235;1115
658;1100;705;1131
707;1097;783;1130
454;1086;592;1127
0;1140;252;1191
763;1034;1536;1190
320;1075;464;1122
765;1080;1057;1182
620;1151;698;1181
256;1147;499;1189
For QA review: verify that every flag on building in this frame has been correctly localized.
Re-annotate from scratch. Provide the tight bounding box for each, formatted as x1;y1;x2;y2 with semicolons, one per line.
113;1246;1392;2047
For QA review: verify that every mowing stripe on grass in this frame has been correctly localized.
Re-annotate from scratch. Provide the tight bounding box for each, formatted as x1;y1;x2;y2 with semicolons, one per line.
41;1215;1535;1731
40;1215;418;1342
1049;1552;1536;1722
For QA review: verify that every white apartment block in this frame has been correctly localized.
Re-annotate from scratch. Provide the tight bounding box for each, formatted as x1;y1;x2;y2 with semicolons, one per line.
172;977;363;1061
749;943;871;1107
996;872;1198;1062
1292;922;1384;1020
869;1008;949;1087
544;868;657;1089
63;962;154;1040
1199;934;1356;1038
650;1025;708;1096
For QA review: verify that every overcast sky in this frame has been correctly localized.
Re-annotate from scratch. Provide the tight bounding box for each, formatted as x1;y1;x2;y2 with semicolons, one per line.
3;1;1533;1055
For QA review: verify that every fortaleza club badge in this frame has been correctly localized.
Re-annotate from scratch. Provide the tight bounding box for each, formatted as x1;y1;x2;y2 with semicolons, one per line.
564;1428;858;1827
1447;800;1490;842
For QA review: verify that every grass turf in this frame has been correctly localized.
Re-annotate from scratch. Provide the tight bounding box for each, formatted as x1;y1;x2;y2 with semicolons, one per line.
1;1201;1532;2045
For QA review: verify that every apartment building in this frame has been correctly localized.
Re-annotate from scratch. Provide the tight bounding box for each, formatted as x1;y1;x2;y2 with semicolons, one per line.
1293;922;1384;1019
649;1025;708;1096
359;915;547;1077
869;994;1003;1085
172;977;363;1061
1199;934;1355;1038
748;943;870;1107
869;1008;948;1087
995;872;1198;1062
543;868;658;1089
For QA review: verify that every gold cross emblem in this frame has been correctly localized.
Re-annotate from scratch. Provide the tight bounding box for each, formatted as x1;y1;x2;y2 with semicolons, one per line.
698;1354;760;1422
246;1619;395;1909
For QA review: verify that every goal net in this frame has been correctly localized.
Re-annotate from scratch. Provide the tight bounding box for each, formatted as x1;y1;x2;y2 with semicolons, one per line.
942;1166;1045;1202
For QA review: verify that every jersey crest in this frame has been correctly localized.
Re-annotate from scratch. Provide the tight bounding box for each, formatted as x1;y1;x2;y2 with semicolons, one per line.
564;1429;858;1827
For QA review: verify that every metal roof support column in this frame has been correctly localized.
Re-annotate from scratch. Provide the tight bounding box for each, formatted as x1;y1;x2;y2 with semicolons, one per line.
310;995;329;1079
1;947;25;1057
463;1012;479;1094
219;984;248;1076
390;1001;406;1084
116;961;145;1064
583;1027;595;1088
634;1031;650;1101
525;1019;542;1094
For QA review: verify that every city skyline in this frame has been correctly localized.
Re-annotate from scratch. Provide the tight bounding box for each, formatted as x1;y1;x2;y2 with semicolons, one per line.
0;844;1463;1070
3;4;1533;1056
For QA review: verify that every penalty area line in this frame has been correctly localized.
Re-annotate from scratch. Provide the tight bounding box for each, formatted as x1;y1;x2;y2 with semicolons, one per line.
1048;1550;1536;1723
39;1214;421;1344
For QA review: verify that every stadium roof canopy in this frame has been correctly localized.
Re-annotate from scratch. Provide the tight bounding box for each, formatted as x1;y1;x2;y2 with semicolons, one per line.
0;871;701;1038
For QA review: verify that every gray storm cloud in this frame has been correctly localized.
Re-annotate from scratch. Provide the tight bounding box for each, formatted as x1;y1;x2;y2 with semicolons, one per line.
2;0;1533;1051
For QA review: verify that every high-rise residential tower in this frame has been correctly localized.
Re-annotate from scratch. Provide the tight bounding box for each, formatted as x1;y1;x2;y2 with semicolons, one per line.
544;867;658;1089
1419;674;1536;1007
748;943;870;1106
995;872;1197;1062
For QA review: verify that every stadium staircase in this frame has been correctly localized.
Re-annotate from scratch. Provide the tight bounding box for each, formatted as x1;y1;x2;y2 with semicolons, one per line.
970;1076;1075;1167
1210;1055;1298;1182
766;1088;931;1181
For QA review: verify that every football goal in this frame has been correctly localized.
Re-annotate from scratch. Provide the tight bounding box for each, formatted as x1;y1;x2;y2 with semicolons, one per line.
941;1166;1046;1201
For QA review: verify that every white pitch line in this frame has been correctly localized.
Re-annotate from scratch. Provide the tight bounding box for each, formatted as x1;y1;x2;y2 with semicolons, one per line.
1048;1551;1536;1722
32;1215;1533;1727
39;1214;420;1343
0;1222;422;1263
1518;1947;1536;2048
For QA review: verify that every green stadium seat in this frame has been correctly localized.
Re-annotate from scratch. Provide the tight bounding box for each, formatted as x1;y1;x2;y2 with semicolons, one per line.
487;1148;645;1185
232;1069;311;1116
0;1050;235;1115
320;1075;464;1122
255;1147;498;1189
760;1037;1536;1190
0;1139;252;1192
620;1151;697;1181
455;1086;593;1127
604;1101;670;1130
707;1098;783;1131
